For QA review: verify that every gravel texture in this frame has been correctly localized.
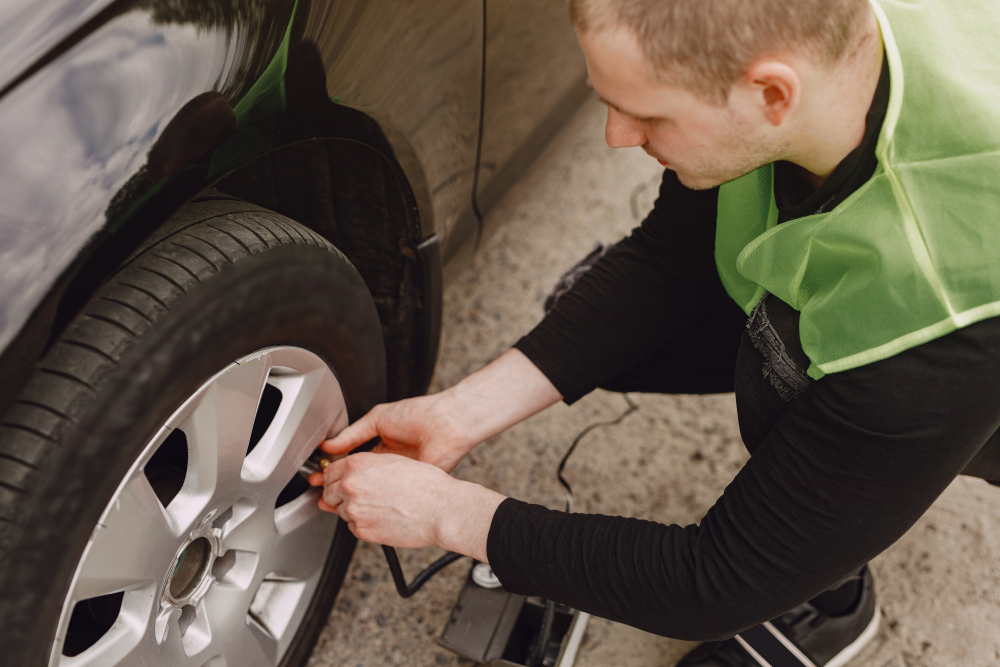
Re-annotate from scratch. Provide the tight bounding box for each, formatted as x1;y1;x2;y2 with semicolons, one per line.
308;97;1000;667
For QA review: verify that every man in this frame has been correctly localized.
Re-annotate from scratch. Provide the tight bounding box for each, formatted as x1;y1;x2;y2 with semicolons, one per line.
310;0;1000;664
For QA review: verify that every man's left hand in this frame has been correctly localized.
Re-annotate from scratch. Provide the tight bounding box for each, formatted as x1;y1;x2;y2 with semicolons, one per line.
308;452;506;563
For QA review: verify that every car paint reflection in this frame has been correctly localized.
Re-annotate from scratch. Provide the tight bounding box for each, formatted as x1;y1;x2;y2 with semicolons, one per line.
0;7;276;352
0;0;114;92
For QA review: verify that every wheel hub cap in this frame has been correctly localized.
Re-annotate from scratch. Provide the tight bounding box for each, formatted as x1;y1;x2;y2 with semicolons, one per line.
165;531;219;606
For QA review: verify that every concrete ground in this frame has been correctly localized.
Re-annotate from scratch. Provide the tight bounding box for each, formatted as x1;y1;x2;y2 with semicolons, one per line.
308;97;1000;667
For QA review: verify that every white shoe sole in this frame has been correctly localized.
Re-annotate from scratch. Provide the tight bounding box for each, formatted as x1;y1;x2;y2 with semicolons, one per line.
825;604;880;667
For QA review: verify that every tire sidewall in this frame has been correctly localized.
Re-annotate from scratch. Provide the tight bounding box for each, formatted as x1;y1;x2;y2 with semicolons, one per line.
2;244;385;665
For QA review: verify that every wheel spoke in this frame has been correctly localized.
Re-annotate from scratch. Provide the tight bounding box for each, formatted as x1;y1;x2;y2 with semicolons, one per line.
219;500;276;555
173;357;271;528
72;474;176;601
265;494;338;581
151;606;199;665
202;579;256;624
241;367;345;498
219;619;278;667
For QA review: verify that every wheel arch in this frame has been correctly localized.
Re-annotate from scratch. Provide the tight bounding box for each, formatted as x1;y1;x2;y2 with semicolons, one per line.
211;135;442;405
0;134;440;425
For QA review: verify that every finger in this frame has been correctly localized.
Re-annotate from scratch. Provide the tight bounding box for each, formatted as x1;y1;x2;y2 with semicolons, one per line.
307;471;324;487
321;478;345;510
317;497;338;514
334;501;353;523
322;456;351;485
322;411;381;455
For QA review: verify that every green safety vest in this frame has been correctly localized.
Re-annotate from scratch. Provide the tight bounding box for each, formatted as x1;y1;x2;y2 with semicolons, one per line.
715;0;1000;380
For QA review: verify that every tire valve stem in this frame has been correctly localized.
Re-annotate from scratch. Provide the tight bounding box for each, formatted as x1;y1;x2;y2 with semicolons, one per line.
299;449;333;476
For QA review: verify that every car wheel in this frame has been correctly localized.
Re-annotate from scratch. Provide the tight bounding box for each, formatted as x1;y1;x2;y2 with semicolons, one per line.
0;201;386;666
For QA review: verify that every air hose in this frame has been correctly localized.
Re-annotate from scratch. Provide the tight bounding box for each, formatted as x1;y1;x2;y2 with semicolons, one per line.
307;437;468;597
382;546;464;598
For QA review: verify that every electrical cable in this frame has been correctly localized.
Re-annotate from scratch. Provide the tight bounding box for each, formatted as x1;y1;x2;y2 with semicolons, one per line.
557;393;639;513
530;393;639;664
470;0;488;251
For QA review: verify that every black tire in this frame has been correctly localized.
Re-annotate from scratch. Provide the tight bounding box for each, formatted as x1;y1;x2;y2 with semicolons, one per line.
0;199;386;666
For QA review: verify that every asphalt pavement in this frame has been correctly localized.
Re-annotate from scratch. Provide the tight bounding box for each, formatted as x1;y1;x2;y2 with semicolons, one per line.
308;96;1000;667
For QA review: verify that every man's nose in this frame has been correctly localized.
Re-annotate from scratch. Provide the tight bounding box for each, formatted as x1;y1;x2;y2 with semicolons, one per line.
605;107;646;148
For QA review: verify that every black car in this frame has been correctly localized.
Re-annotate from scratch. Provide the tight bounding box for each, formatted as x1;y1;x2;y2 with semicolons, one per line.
0;1;588;664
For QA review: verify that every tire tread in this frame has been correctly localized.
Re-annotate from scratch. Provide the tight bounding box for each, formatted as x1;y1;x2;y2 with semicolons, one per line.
35;368;97;394
230;217;277;249
150;250;204;283
0;423;58;445
133;264;190;296
171;236;224;271
206;222;257;256
97;295;156;325
0;452;41;471
79;311;142;339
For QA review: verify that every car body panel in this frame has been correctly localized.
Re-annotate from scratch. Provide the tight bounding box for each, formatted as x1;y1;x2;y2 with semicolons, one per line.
476;0;588;215
0;0;588;406
0;0;118;94
0;0;298;356
304;0;482;263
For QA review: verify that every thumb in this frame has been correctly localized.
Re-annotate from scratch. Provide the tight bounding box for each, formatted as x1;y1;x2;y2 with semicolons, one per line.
322;410;381;455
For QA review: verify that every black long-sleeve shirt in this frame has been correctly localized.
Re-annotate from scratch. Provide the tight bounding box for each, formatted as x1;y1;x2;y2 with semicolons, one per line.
487;56;1000;640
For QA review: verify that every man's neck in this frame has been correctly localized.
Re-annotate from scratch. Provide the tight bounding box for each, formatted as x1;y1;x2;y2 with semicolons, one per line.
788;8;885;187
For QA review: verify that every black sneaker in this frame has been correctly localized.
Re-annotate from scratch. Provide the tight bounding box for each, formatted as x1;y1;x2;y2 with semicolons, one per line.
676;567;879;667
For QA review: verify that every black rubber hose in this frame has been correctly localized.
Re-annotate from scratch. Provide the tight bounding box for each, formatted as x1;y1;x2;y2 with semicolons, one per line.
343;437;466;598
383;546;464;598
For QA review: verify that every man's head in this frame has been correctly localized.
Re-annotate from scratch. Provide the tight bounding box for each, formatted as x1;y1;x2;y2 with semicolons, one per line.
572;0;876;189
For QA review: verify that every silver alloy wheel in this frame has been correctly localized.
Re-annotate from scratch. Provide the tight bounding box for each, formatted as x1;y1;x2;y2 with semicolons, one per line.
49;346;348;667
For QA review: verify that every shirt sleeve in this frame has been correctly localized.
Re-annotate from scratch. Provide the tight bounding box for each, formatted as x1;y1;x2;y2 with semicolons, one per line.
513;170;723;404
488;317;1000;641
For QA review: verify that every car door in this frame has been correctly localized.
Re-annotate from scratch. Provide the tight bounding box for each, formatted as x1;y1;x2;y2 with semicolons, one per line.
304;0;484;260
475;0;589;223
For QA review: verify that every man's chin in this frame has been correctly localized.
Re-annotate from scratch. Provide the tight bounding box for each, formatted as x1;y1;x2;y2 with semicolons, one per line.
674;170;726;191
674;164;764;191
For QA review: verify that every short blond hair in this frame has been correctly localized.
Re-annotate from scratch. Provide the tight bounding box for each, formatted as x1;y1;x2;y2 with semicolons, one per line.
571;0;869;104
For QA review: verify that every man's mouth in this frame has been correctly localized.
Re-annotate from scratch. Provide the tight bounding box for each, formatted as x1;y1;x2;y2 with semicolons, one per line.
643;145;670;168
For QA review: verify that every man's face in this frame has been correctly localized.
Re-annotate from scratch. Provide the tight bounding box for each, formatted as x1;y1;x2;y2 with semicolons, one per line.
577;26;778;190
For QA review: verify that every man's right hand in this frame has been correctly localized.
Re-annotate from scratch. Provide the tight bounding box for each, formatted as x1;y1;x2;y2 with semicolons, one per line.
320;348;564;473
320;393;474;472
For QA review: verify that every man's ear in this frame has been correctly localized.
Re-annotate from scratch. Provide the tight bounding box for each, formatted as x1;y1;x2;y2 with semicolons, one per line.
742;60;800;126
